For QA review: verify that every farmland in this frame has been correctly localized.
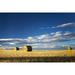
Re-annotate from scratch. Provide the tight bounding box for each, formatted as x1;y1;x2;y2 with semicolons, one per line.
0;49;75;62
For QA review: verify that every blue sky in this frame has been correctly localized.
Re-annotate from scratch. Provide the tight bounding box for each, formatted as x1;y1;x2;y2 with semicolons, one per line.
0;13;75;38
0;13;75;50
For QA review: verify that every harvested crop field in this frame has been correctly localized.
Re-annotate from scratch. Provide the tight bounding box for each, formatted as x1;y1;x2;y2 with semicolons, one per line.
0;50;75;62
0;57;75;62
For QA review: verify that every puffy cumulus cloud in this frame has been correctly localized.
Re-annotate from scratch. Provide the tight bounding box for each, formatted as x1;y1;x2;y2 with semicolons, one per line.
52;23;75;28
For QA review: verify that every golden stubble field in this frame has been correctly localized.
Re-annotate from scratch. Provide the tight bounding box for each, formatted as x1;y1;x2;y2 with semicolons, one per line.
0;49;75;58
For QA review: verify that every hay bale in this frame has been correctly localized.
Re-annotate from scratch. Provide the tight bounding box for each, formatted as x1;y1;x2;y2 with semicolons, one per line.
26;46;32;51
21;45;32;51
16;47;19;50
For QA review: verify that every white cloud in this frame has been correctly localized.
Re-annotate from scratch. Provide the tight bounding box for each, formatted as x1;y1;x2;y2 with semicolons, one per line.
52;23;75;28
8;42;16;45
53;31;62;37
0;31;75;49
37;34;49;39
57;23;73;28
0;45;2;46
25;34;51;43
0;38;14;41
0;38;24;41
25;37;37;43
64;32;72;36
27;43;57;49
63;32;75;40
50;32;55;35
25;31;75;46
25;31;63;44
0;31;74;45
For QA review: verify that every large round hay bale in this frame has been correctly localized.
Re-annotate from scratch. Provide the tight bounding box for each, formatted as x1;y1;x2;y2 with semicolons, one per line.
22;45;32;51
26;46;32;51
16;47;20;50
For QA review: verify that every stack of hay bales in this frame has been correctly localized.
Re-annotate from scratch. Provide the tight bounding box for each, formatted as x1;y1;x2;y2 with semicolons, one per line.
16;46;32;52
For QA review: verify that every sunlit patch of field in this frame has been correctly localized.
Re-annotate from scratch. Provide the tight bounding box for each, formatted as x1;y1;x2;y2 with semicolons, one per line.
0;50;75;58
0;50;75;62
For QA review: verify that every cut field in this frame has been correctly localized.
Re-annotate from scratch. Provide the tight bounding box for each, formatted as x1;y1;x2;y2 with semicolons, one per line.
0;50;75;62
0;50;75;57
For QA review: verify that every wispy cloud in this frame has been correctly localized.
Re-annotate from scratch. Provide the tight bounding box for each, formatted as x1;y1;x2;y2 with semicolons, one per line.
27;43;57;49
40;27;51;29
0;38;27;47
0;31;74;44
0;38;24;41
25;31;69;43
40;23;75;30
24;31;75;49
52;23;75;28
0;31;75;49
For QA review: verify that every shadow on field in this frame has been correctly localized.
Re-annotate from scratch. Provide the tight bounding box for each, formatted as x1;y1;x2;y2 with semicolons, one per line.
0;57;75;62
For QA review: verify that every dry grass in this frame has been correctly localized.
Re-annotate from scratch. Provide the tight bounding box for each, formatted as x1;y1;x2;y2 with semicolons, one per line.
0;49;75;58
